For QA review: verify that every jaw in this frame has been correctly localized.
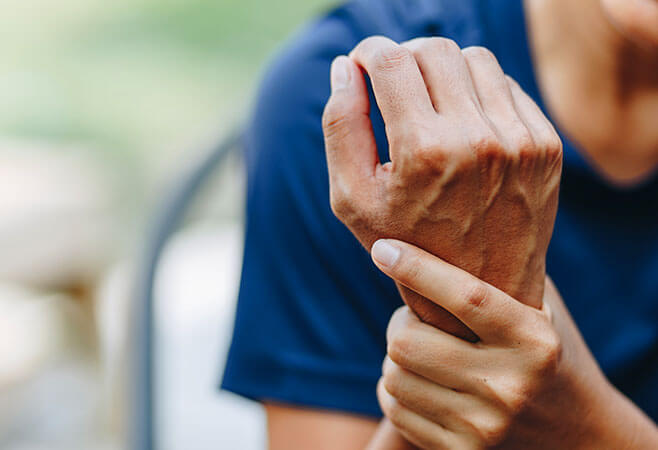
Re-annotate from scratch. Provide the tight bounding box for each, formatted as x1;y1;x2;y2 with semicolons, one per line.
600;0;658;48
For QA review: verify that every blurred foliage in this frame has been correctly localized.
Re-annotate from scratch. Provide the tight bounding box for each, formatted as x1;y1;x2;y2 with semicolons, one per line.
0;0;333;177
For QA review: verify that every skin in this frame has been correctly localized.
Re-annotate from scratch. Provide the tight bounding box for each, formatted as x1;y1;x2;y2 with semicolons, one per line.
266;0;658;448
601;0;658;46
323;37;562;341
264;403;378;449
527;0;658;185
372;239;658;449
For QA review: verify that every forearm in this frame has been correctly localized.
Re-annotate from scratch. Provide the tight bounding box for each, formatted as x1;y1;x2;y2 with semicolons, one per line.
265;403;380;450
587;382;658;449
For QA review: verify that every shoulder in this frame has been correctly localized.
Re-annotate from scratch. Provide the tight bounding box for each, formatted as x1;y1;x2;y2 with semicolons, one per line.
250;3;365;129
258;0;485;90
246;0;486;155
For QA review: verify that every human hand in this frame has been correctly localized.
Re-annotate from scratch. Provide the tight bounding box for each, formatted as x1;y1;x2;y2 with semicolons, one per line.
371;238;657;449
322;37;562;339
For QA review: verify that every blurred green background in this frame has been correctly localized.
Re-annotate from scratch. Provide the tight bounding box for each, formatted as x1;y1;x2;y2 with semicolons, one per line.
0;0;332;193
0;1;334;449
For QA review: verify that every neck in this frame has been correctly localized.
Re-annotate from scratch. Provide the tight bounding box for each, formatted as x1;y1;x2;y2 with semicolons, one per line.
525;0;658;185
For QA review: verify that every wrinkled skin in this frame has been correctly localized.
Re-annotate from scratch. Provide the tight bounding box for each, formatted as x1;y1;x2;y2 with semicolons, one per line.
322;36;562;339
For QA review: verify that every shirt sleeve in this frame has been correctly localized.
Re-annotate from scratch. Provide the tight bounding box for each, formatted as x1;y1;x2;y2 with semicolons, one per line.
220;9;402;418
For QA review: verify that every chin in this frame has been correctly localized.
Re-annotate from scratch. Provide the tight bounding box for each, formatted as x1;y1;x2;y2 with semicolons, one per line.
595;161;658;189
601;0;658;48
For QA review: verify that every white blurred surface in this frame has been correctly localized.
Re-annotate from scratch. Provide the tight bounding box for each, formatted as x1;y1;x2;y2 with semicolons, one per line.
1;222;263;449
0;142;117;288
0;142;262;448
154;223;265;450
0;284;108;450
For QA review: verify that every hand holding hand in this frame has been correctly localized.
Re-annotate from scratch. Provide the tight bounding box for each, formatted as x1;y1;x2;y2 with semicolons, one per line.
371;239;657;449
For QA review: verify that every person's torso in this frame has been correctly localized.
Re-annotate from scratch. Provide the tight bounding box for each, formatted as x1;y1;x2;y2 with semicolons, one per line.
338;0;658;418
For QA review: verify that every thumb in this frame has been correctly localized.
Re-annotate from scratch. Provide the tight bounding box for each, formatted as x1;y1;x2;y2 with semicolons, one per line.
322;56;379;203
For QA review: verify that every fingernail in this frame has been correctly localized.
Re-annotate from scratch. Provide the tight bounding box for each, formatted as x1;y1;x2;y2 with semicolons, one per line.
330;56;351;90
372;240;400;268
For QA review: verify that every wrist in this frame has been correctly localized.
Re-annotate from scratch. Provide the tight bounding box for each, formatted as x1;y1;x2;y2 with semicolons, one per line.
476;259;546;310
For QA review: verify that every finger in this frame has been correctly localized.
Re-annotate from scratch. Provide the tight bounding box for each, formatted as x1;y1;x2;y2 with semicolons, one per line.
323;56;380;208
378;379;457;450
382;356;487;433
506;76;563;161
385;307;483;391
349;36;434;136
402;37;480;115
505;77;563;235
372;239;528;342
462;46;529;150
397;286;478;342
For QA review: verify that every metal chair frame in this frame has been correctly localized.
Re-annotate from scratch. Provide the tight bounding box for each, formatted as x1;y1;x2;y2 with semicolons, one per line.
130;130;243;450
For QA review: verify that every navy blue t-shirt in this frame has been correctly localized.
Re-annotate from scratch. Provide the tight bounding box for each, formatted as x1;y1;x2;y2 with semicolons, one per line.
222;0;658;420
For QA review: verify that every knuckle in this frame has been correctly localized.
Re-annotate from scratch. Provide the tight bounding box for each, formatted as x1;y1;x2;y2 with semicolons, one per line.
472;130;506;166
389;305;409;327
321;102;350;139
481;423;511;446
471;413;511;447
508;386;533;416
510;125;535;155
399;128;452;174
386;307;412;343
384;398;405;426
544;132;563;161
505;74;520;89
328;188;352;219
497;120;536;161
382;364;404;398
495;377;533;417
390;306;411;328
532;329;563;375
460;280;490;313
372;45;414;72
359;35;392;50
412;142;448;168
470;128;503;155
387;328;416;368
424;37;462;55
329;185;372;226
396;127;425;150
462;45;497;62
358;35;382;48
